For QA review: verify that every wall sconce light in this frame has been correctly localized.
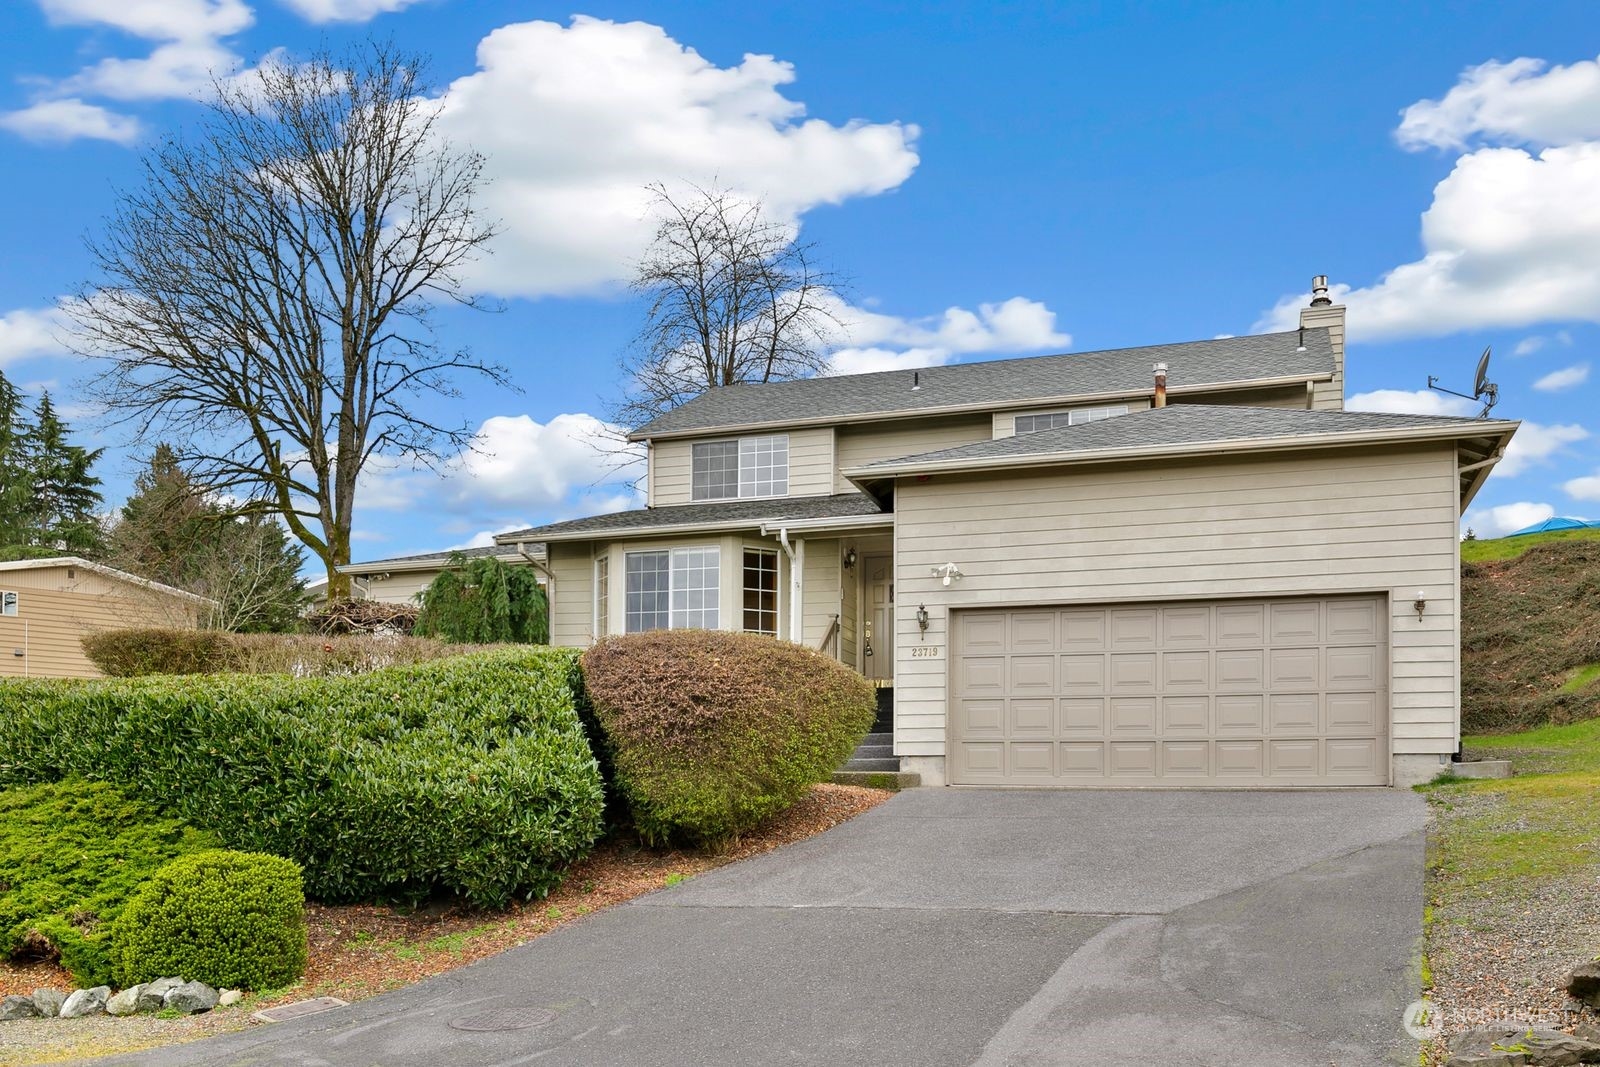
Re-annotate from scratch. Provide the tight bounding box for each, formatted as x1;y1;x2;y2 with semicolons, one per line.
1413;590;1427;621
915;603;930;638
931;563;964;587
843;547;857;570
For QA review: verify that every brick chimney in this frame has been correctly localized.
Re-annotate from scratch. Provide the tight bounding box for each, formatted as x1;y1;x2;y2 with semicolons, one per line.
1153;362;1168;408
1299;275;1345;410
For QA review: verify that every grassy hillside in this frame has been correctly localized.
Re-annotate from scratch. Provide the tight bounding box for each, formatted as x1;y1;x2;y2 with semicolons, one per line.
1461;537;1600;734
1461;526;1600;563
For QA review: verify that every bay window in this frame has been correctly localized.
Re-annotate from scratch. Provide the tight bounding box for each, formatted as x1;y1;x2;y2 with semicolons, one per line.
625;546;719;632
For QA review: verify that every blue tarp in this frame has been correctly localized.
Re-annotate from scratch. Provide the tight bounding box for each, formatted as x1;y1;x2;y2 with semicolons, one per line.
1507;516;1600;536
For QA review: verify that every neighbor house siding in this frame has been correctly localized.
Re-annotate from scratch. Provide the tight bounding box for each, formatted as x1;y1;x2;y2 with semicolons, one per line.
890;444;1461;770
650;427;834;505
833;415;992;492
0;583;200;679
353;570;437;606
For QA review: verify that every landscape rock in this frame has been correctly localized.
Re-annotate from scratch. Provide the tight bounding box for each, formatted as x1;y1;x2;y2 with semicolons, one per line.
1447;1024;1600;1067
1567;962;1600;1008
0;994;39;1021
218;989;244;1008
105;985;145;1017
59;986;110;1019
164;980;219;1015
30;989;64;1018
136;977;182;1013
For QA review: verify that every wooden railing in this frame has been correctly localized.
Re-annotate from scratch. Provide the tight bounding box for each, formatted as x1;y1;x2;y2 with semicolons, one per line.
817;613;840;657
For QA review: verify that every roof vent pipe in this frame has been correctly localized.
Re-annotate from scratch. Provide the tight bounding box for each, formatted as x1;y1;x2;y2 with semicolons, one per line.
912;371;921;391
1153;362;1168;408
1310;275;1332;308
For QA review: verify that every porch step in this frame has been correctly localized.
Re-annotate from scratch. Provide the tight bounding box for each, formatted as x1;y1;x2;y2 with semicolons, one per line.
842;757;901;772
839;732;895;773
832;770;922;791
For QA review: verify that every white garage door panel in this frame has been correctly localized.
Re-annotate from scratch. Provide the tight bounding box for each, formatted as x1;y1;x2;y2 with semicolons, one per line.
951;596;1389;787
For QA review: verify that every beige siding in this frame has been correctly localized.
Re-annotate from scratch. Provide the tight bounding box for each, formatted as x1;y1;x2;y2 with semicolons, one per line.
801;537;843;654
356;570;437;605
0;585;200;679
1302;306;1346;410
891;444;1461;771
651;428;834;505
834;415;992;491
547;542;597;648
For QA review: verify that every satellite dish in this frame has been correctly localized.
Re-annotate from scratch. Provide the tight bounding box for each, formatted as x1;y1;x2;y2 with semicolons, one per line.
1473;346;1492;398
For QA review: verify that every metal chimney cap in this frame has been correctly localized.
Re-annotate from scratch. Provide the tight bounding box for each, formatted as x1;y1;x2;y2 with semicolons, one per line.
1310;275;1333;307
1153;362;1168;374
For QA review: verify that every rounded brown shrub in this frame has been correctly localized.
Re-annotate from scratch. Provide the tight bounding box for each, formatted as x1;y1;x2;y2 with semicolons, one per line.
581;631;876;847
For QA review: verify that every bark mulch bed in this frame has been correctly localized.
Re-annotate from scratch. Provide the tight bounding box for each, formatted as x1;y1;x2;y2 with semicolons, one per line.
0;783;892;1066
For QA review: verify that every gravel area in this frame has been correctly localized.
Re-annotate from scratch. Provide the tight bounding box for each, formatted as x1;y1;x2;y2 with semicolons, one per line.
0;783;892;1066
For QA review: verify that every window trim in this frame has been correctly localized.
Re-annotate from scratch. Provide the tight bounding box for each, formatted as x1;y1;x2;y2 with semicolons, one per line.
690;434;790;502
623;545;721;632
741;548;780;636
593;554;609;638
0;591;16;616
1013;404;1131;434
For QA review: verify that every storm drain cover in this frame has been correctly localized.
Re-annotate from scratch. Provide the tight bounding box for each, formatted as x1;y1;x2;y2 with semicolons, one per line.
252;996;348;1024
448;1006;558;1033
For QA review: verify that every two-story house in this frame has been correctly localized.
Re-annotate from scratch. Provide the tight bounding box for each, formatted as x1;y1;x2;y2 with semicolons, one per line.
497;279;1518;789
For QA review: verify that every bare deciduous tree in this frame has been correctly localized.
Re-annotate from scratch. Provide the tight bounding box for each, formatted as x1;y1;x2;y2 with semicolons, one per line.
72;42;504;599
615;184;842;429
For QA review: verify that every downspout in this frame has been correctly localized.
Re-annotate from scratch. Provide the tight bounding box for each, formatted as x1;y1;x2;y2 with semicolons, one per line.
777;528;804;643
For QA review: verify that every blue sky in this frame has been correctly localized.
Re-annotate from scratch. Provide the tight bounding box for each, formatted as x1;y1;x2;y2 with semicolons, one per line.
1;1;1596;563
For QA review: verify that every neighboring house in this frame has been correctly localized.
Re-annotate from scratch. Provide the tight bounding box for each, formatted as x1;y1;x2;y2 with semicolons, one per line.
0;556;212;678
496;278;1518;789
334;545;546;606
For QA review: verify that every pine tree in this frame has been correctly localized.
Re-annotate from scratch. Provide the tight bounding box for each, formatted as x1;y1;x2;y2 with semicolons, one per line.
24;392;106;555
0;373;32;553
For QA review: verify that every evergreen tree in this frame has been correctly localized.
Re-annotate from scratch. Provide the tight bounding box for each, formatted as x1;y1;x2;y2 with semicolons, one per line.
24;393;106;556
414;553;548;644
0;373;32;552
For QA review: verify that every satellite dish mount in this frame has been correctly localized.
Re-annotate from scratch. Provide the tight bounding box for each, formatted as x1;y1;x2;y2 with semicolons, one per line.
1427;346;1498;419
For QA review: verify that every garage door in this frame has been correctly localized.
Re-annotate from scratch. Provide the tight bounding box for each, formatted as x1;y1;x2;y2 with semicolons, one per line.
950;596;1388;787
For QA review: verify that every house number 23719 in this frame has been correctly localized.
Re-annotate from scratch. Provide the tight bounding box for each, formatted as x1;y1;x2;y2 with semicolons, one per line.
910;646;941;658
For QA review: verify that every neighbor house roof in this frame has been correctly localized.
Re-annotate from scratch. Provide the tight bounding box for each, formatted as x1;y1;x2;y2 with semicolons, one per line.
842;404;1519;510
0;556;215;606
630;329;1337;440
495;492;888;544
338;543;544;576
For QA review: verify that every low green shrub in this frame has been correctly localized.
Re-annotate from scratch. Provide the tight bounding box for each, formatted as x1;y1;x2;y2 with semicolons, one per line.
0;779;217;986
581;631;876;847
0;650;605;907
112;850;307;990
81;628;237;676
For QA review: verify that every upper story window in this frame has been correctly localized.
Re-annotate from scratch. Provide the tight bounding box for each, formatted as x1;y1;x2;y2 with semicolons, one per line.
1013;405;1130;434
692;435;788;500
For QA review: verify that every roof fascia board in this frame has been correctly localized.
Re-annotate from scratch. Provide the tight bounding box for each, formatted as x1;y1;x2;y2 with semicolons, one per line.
337;553;533;576
0;556;216;606
757;513;894;535
494;517;779;545
842;421;1523;484
628;372;1334;442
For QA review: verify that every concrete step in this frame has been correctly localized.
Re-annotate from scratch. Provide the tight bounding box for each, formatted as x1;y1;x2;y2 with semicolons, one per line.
832;769;921;791
842;757;901;772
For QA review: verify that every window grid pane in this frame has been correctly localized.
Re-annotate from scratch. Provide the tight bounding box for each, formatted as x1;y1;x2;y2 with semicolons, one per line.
1015;405;1130;434
692;441;739;500
742;549;778;635
624;551;670;632
670;547;720;630
738;435;789;497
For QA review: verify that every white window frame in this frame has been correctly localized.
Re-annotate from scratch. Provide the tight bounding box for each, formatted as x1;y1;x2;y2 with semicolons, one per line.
691;434;789;501
593;555;609;638
1013;404;1130;434
741;548;780;636
624;546;720;632
0;591;15;616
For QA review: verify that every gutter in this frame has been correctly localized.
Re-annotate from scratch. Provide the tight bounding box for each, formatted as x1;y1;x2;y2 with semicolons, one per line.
337;552;537;577
842;421;1523;483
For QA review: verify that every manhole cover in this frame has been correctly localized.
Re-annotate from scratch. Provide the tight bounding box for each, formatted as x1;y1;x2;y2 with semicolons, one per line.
448;1006;558;1033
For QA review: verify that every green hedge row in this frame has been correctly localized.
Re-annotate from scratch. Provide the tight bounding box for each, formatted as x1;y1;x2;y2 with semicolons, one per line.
0;650;605;908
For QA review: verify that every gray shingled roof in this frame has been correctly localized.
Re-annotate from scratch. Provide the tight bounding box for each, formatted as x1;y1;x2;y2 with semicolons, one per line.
850;404;1517;473
631;329;1336;438
497;492;886;542
342;544;538;572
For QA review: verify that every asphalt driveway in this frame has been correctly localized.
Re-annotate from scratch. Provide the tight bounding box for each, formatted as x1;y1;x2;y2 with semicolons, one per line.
95;789;1426;1067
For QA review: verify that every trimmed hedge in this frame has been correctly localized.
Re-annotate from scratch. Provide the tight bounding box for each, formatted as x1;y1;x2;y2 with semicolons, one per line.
82;628;488;678
0;650;605;907
81;628;236;676
112;850;307;990
581;631;876;847
0;779;218;986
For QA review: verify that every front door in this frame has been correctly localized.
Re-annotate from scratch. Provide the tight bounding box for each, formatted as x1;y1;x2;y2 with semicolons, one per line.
863;555;894;684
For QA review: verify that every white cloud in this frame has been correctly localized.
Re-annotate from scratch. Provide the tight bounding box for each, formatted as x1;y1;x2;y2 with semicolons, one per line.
452;412;644;513
58;38;245;102
1463;501;1556;538
39;0;253;40
824;296;1069;376
1564;468;1600;502
1346;389;1474;416
1494;421;1589;478
1396;54;1600;151
0;98;142;144
1533;363;1590;391
0;304;71;366
449;523;532;550
430;16;920;297
1514;335;1546;356
277;0;428;22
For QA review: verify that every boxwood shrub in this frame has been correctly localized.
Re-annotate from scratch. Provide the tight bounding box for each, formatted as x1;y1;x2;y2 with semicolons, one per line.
0;649;604;907
112;850;307;990
580;631;876;847
0;778;218;986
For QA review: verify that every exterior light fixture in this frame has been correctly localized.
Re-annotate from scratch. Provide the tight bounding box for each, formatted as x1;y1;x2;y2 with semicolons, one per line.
843;547;857;570
916;603;930;638
931;563;964;587
1413;590;1427;620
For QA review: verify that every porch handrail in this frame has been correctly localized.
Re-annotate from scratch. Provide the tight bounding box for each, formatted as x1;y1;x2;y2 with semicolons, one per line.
817;613;840;656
